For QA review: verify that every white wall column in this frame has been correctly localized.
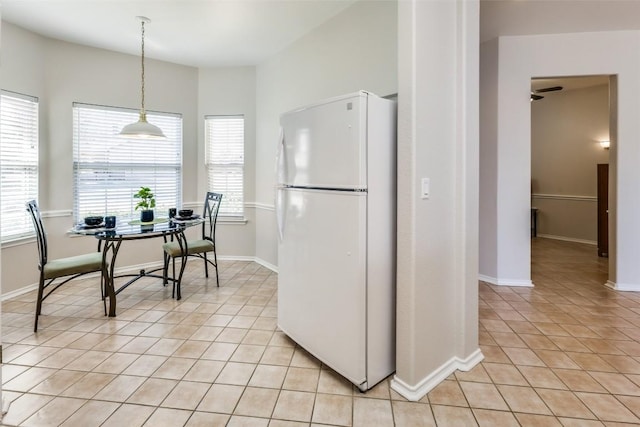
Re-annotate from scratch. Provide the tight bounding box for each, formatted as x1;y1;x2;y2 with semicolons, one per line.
392;0;482;401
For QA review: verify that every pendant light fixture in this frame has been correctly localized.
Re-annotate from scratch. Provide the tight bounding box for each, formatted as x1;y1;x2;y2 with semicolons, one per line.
119;16;166;139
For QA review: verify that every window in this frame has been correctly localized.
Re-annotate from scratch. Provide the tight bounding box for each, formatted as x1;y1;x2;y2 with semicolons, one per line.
205;115;244;217
1;91;39;242
73;103;182;221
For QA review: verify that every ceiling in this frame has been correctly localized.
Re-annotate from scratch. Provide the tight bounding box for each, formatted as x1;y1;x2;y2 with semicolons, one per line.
481;0;640;43
482;1;635;94
1;0;357;68
532;76;609;93
5;1;640;69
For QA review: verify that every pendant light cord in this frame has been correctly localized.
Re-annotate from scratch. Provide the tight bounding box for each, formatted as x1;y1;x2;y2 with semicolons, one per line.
119;16;166;139
140;19;146;118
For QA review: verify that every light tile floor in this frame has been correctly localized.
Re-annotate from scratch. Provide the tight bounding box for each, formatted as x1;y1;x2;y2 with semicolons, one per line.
1;238;636;426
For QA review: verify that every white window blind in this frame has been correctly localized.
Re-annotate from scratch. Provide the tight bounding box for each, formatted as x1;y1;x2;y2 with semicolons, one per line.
1;91;39;242
205;115;244;217
73;103;182;222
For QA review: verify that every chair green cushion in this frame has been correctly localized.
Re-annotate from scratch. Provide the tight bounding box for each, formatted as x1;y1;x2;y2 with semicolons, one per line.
163;239;214;258
43;252;104;280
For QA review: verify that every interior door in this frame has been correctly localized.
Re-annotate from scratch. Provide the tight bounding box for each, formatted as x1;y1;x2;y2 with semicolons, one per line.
597;163;609;257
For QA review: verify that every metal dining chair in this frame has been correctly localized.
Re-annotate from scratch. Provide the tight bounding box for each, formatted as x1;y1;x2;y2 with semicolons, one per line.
26;200;108;332
162;192;223;293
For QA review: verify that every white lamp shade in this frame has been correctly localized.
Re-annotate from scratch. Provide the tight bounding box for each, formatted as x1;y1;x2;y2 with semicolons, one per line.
119;113;166;139
120;18;166;140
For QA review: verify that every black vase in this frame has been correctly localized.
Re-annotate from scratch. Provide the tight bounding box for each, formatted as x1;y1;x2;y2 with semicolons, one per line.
141;209;154;223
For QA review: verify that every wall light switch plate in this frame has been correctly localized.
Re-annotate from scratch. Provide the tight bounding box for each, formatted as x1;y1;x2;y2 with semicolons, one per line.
421;178;429;199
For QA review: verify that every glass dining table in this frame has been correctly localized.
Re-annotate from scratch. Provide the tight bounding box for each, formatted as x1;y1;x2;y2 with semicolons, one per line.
72;217;204;317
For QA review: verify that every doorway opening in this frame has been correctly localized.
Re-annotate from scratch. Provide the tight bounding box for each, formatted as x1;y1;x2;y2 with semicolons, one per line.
530;75;612;281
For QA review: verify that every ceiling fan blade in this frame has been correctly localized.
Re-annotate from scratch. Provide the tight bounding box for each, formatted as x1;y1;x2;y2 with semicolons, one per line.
531;94;544;101
535;86;563;93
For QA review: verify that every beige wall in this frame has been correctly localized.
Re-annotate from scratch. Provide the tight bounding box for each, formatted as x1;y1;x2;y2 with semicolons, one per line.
1;16;4;401
480;30;640;291
254;0;398;266
1;0;398;295
197;67;257;259
1;22;197;295
44;38;199;211
0;23;258;296
531;84;610;243
479;39;499;281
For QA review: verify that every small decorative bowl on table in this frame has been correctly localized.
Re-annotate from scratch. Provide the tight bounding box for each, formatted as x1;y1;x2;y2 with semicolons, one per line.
178;209;193;218
84;216;104;227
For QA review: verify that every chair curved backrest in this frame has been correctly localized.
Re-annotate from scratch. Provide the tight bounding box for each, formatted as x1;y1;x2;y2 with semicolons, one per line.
26;200;48;269
26;199;107;332
202;192;223;242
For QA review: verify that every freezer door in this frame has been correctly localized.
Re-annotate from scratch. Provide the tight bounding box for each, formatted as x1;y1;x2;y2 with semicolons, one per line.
278;188;367;386
279;93;367;189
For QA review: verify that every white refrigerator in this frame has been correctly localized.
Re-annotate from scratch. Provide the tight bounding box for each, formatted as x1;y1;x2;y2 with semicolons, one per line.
276;91;396;391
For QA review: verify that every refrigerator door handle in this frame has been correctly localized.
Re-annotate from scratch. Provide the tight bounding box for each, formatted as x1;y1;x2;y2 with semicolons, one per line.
276;187;285;242
275;127;286;242
276;127;286;185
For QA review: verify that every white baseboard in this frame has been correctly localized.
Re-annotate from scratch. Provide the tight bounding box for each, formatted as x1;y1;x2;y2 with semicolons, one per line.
2;283;39;301
391;348;484;401
1;256;278;302
537;234;597;246
478;274;496;284
254;258;278;273
498;279;534;287
218;255;254;263
478;274;533;287
218;255;278;273
605;280;640;292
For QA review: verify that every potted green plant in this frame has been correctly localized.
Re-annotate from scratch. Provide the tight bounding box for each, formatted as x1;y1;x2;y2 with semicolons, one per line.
134;186;156;222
